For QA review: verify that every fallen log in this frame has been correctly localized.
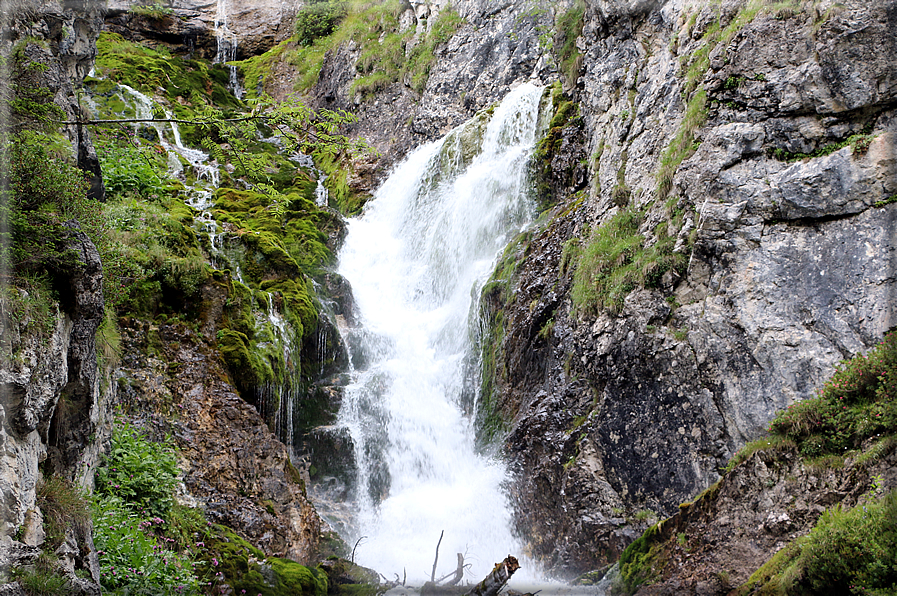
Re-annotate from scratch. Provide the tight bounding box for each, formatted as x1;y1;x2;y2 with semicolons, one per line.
464;556;520;596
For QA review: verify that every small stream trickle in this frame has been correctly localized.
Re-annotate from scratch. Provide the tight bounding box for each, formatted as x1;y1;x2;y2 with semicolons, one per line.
214;0;243;100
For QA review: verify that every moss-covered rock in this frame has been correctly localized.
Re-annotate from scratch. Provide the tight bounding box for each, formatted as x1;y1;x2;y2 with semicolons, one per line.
208;526;328;596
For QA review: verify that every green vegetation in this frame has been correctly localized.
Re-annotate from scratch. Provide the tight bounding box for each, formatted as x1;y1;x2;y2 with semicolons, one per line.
3;128;143;312
722;435;795;473
203;528;328;596
767;331;897;458
242;0;463;99
739;491;897;595
96;421;179;517
295;1;347;46
12;553;73;596
532;82;581;206
476;230;535;445
553;1;586;88
656;87;706;200
617;333;897;594
88;417;330;596
35;475;91;549
130;1;174;19
570;208;686;315
874;194;897;209
616;521;667;593
3;22;371;596
93;31;240;126
768;131;877;162
657;1;764;199
3;130;94;272
93;495;205;595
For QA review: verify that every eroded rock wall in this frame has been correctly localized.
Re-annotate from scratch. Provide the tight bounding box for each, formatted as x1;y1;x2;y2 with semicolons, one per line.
480;0;897;577
115;320;321;562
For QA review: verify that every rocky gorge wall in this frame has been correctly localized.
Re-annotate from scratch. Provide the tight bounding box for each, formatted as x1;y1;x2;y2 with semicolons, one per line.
466;0;897;577
0;3;109;586
2;0;894;590
0;0;327;589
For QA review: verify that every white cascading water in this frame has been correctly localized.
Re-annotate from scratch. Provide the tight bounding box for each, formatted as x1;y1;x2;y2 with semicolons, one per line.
214;0;243;99
336;83;546;582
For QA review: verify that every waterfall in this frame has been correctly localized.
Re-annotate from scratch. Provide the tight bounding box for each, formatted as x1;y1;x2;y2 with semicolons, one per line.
214;0;243;99
334;83;546;582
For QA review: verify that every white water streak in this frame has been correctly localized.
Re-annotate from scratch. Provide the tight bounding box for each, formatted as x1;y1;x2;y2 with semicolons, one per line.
336;83;545;582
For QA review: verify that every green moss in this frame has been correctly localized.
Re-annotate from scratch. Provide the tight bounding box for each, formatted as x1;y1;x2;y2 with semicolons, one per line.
95;33;239;109
213;187;334;279
104;194;210;316
874;194;897;209
216;328;268;390
475;230;536;446
617;522;667;593
199;526;327;596
314;152;370;215
532;83;583;207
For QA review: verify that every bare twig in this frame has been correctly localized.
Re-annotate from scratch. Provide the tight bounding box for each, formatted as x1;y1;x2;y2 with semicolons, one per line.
351;536;366;564
431;530;445;582
435;553;465;585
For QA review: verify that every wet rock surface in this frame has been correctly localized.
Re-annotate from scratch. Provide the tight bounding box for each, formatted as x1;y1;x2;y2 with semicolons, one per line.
104;0;296;59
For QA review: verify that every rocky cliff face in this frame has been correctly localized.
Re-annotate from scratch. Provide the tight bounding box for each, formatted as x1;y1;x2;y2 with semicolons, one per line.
305;0;568;188
234;0;896;579
472;0;897;577
0;1;109;573
104;0;297;59
5;0;106;198
0;223;108;589
115;318;322;561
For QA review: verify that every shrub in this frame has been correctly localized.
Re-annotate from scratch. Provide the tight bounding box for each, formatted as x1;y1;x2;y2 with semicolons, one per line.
743;491;897;594
295;1;347;46
130;1;173;19
95;421;179;517
2;131;93;273
769;331;897;457
94;129;169;198
2;130;147;312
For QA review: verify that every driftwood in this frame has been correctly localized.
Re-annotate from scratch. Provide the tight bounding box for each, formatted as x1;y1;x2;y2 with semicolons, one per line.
464;556;520;596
